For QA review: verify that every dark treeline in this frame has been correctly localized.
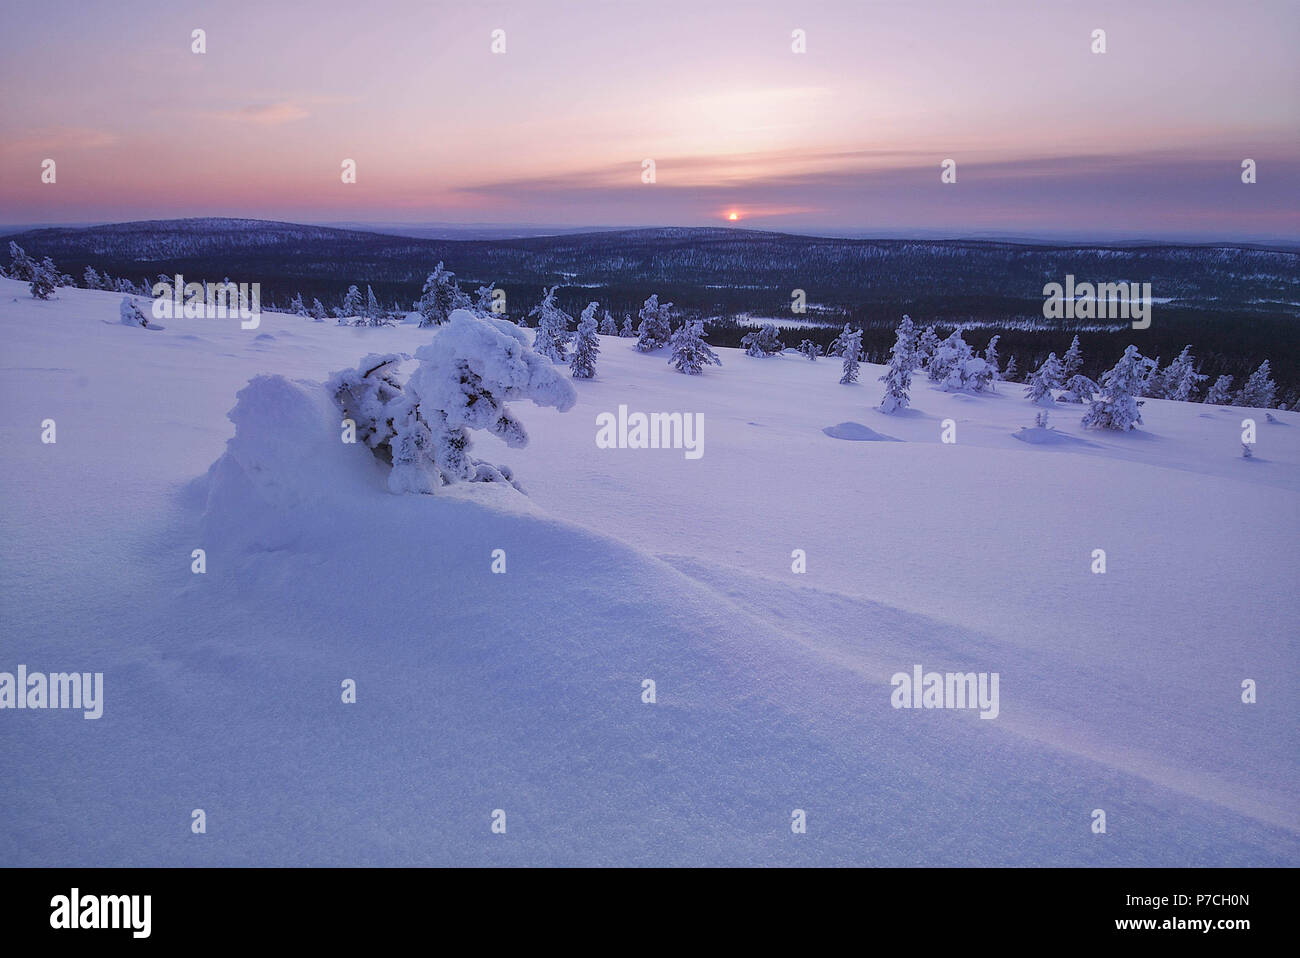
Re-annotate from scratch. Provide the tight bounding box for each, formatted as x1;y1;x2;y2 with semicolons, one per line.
5;218;1296;400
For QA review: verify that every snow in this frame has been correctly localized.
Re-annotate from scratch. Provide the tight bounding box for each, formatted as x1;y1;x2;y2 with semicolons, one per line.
1;278;1296;866
822;422;901;442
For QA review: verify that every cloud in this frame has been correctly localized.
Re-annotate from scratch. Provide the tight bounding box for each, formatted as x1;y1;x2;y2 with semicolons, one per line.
215;102;312;126
0;127;118;156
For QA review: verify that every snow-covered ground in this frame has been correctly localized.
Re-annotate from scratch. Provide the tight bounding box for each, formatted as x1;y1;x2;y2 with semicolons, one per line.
1;278;1296;866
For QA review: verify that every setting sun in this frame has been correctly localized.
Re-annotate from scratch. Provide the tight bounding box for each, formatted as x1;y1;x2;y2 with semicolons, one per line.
727;211;740;221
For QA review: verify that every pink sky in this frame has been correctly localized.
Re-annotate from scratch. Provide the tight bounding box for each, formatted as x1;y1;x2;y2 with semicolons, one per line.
1;0;1296;239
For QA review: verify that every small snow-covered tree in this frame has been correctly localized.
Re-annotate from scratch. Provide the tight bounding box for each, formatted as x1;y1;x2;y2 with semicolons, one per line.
839;328;863;384
338;285;364;325
311;298;327;322
83;266;101;289
1236;360;1277;408
1204;374;1233;405
417;263;470;327
914;326;940;369
7;242;37;282
1167;347;1206;402
1082;345;1156;431
930;330;989;391
328;353;408;456
393;310;578;492
1061;336;1083;382
119;296;149;327
798;339;817;361
471;284;498;318
829;323;852;358
668;320;722;375
983;334;1001;383
529;285;572;361
290;292;307;317
570;303;601;379
599;309;618;336
741;323;784;357
29;258;58;299
1149;353;1170;397
620;314;634;337
635;294;674;351
1024;352;1064;405
879;316;917;412
1002;354;1019;382
365;285;382;326
927;330;966;382
1061;373;1099;403
1153;345;1200;400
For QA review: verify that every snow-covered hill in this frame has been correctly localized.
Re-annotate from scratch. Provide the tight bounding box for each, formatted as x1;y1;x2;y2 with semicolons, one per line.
1;279;1295;865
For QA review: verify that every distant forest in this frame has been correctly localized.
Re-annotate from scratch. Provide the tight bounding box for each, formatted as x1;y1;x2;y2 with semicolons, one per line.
5;218;1297;400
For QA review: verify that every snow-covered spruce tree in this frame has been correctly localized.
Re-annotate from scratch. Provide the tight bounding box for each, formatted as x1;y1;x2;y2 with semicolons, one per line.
620;314;634;337
311;298;327;322
1154;345;1198;400
390;310;577;492
1061;336;1083;382
1002;354;1019;382
328;353;408;457
417;262;469;327
119;296;149;327
1024;352;1064;405
983;334;1001;383
1142;355;1165;398
529;285;573;362
634;294;674;352
7;242;37;282
338;285;364;325
929;330;989;391
570;303;601;379
289;293;307;317
364;286;382;326
29;258;58;299
1168;349;1207;402
914;326;941;369
668;320;722;375
829;322;852;358
798;339;818;361
839;327;863;384
741;323;784;357
1236;360;1277;408
1082;345;1156;431
470;284;497;319
1204;374;1233;406
1061;373;1099;403
879;316;917;412
599;309;618;336
926;330;963;382
83;266;101;289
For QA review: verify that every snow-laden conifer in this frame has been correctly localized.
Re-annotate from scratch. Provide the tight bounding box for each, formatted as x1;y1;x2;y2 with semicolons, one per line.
668;320;722;375
741;323;784;357
634;294;674;351
1081;345;1156;431
570;303;601;379
1025;352;1064;405
839;328;863;384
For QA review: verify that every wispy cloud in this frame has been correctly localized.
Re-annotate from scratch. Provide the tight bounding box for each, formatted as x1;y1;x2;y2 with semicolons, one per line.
213;102;312;126
0;127;118;157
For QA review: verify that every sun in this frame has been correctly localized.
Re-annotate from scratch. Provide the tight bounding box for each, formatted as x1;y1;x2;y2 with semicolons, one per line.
727;211;740;221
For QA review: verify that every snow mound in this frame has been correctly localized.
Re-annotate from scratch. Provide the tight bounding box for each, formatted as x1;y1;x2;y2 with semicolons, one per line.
822;422;901;442
198;374;384;552
1012;426;1093;446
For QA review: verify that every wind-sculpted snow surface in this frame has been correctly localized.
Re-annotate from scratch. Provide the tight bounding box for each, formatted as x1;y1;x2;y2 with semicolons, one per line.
0;280;1296;866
